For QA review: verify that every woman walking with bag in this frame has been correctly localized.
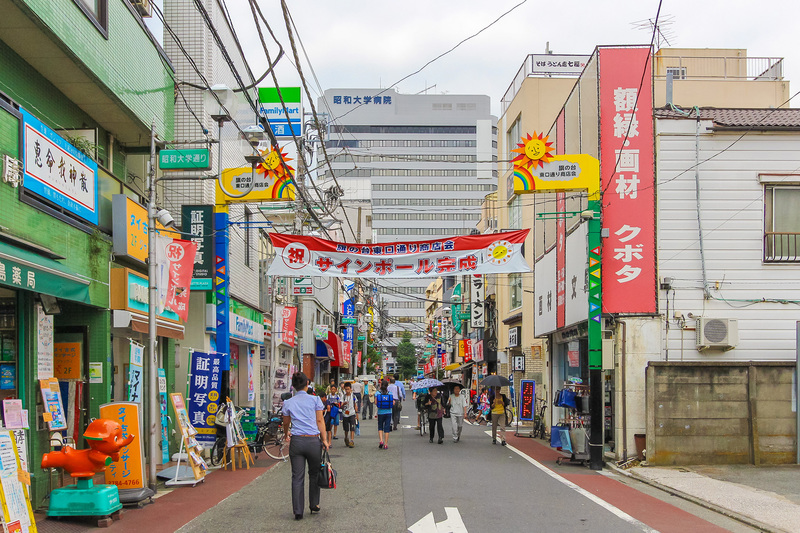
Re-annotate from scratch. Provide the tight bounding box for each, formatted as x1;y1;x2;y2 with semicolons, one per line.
425;387;445;444
282;372;329;520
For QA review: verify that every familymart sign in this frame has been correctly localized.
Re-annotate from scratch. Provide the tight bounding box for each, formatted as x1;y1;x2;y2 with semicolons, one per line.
259;87;302;137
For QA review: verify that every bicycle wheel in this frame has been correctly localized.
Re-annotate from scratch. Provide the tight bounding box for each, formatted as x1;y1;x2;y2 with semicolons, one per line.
420;411;428;436
209;436;226;466
264;428;288;460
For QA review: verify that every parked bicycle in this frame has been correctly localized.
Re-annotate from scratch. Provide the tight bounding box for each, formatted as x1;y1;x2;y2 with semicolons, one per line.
533;398;548;440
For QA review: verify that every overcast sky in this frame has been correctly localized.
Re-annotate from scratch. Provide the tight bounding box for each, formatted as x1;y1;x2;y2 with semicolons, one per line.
218;0;798;117
147;1;797;117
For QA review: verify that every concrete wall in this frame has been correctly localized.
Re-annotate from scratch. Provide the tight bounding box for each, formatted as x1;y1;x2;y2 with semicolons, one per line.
646;362;795;465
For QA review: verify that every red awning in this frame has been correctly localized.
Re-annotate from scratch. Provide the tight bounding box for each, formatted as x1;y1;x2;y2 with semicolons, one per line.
327;331;347;369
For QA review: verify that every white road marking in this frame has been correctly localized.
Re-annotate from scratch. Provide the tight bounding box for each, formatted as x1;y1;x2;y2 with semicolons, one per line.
408;507;468;533
484;431;659;533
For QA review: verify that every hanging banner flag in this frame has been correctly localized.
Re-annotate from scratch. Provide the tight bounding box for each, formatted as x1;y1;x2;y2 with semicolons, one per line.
158;368;170;465
464;340;474;363
162;239;198;322
128;341;144;403
280;306;297;348
266;230;531;278
187;352;222;447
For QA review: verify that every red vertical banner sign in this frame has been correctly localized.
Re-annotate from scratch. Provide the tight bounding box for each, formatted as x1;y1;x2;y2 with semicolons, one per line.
556;110;567;329
281;306;297;347
599;47;656;314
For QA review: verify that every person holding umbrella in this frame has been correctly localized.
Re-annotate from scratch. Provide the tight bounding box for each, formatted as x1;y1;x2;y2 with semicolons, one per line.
490;387;510;445
425;387;445;444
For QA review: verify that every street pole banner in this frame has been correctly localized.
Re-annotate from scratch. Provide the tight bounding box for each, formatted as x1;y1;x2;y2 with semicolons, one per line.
280;306;297;348
128;340;144;403
266;230;531;278
163;239;197;322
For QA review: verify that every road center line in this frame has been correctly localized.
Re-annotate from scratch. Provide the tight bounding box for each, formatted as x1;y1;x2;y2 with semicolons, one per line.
485;431;659;533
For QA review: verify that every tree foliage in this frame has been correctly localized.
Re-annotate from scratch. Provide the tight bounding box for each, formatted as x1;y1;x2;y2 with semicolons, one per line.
396;331;417;379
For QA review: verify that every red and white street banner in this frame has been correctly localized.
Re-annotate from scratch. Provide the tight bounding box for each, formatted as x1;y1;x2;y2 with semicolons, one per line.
266;230;531;278
599;46;656;314
464;340;473;363
280;306;297;348
162;239;197;322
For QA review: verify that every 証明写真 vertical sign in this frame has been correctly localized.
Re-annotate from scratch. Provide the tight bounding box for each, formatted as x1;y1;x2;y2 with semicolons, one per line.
182;205;214;291
187;352;221;447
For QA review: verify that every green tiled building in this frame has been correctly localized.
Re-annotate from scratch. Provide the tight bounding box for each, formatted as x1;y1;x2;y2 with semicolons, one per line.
0;0;174;509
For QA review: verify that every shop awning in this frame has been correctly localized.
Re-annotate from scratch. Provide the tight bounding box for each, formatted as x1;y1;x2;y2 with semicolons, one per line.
315;339;334;360
444;363;461;371
115;310;185;340
327;331;347;369
0;240;91;304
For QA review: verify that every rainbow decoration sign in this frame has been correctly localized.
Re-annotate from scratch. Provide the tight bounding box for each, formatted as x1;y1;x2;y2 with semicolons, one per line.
216;166;296;204
512;153;600;200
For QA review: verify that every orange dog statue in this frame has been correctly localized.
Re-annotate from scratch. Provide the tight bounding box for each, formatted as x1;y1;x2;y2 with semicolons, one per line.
41;419;135;478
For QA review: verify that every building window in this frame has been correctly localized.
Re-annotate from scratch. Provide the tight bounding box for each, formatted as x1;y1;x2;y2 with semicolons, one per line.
74;0;108;38
506;117;521;173
509;196;522;229
665;67;687;80
764;184;800;262
509;273;522;310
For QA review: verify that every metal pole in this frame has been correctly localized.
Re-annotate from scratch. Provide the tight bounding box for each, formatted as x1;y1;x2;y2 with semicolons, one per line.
587;199;604;470
146;120;159;492
796;321;800;463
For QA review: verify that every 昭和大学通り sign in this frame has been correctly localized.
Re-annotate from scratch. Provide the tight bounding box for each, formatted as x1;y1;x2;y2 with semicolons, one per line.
266;231;531;279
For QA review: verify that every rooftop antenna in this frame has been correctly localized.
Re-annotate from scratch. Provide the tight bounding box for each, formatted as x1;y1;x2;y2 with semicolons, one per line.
545;41;552;54
631;14;676;49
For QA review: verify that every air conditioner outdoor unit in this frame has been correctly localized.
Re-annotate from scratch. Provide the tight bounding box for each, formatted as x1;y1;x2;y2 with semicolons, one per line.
131;0;152;17
696;317;738;351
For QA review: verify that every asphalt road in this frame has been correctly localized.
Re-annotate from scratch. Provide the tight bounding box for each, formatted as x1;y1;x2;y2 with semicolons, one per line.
177;397;755;533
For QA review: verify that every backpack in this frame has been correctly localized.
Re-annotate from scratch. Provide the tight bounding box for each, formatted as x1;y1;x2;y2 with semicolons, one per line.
376;393;394;410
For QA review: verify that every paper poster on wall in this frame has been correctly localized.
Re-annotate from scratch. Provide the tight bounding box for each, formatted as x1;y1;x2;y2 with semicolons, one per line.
36;304;53;380
3;400;24;429
38;378;67;431
0;430;35;532
100;402;145;490
247;346;255;402
53;342;81;380
88;363;103;384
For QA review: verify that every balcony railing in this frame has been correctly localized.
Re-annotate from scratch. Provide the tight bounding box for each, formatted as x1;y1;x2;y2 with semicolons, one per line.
654;55;784;81
764;232;800;263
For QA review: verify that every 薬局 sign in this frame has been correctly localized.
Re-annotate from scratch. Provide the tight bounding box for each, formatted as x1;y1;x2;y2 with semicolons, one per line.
159;148;210;170
100;402;146;489
259;87;302;137
181;205;214;290
21;108;98;225
599;47;656;314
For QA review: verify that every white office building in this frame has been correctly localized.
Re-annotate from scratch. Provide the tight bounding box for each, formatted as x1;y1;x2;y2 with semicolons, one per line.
318;89;497;352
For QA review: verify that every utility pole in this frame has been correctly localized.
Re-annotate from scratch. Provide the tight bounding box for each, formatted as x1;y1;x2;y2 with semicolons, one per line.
146;120;159;492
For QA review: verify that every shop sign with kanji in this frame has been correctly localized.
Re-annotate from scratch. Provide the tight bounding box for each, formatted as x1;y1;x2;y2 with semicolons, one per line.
267;230;531;278
187;352;222;446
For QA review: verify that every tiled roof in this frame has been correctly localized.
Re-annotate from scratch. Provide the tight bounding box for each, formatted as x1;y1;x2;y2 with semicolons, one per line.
655;107;800;128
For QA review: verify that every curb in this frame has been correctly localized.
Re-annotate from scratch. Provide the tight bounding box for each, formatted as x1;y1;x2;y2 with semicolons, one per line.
605;462;788;533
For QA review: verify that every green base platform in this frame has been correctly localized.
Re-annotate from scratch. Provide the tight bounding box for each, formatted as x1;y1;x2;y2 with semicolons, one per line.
47;478;122;517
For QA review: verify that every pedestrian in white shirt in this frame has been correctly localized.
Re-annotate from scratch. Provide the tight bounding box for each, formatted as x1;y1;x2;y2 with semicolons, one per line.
448;384;469;442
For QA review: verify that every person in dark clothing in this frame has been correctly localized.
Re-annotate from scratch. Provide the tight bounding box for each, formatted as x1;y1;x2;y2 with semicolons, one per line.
424;387;445;444
282;372;329;520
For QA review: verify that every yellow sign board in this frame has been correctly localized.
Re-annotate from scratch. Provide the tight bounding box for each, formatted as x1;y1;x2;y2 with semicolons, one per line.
511;154;600;199
216;167;295;204
112;195;168;264
100;402;146;490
